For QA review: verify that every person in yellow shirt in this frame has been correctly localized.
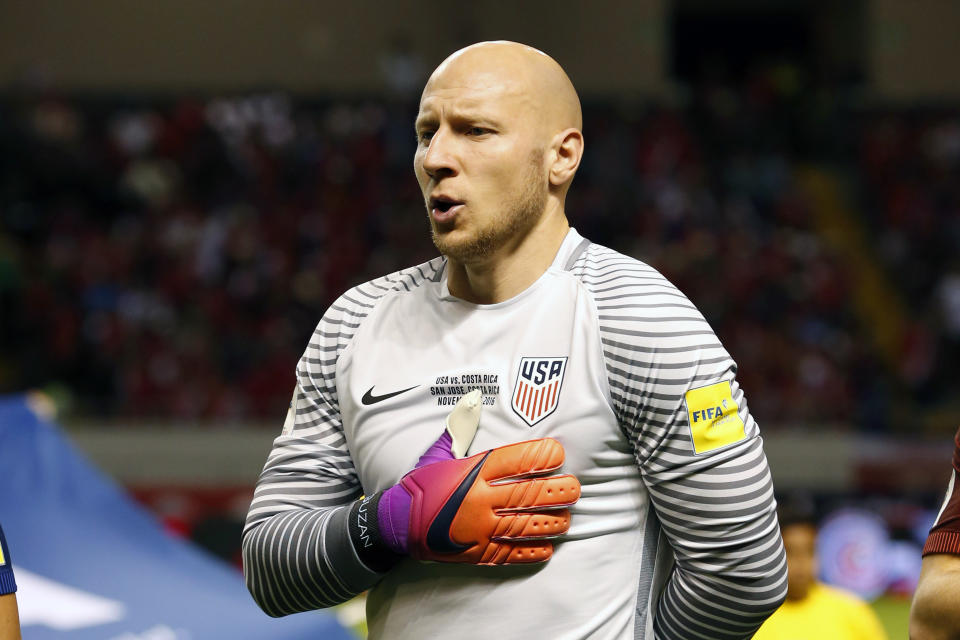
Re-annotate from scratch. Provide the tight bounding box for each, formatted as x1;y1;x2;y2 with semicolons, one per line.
754;507;887;640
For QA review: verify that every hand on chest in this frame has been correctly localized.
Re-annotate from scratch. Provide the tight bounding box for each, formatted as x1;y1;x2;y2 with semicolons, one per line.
339;279;619;492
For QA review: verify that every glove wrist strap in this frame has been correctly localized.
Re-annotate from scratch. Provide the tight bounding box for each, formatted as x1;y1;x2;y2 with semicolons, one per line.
348;492;403;572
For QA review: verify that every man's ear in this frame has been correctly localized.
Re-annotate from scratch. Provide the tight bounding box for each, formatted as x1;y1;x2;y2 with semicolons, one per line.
549;128;584;187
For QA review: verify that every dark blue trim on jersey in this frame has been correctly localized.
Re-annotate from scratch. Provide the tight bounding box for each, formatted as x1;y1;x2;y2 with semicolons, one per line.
0;524;16;595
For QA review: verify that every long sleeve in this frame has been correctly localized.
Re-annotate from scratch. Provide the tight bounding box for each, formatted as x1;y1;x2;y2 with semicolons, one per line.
575;244;788;639
242;300;376;616
242;260;444;617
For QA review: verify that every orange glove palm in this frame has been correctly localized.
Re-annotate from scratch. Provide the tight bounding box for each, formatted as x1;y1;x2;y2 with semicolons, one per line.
399;437;580;564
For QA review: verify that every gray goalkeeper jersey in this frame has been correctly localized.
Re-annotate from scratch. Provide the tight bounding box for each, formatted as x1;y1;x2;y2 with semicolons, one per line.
243;228;787;639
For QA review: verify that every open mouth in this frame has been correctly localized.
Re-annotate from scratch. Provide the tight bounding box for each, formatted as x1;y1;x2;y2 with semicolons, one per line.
430;196;463;212
429;195;464;222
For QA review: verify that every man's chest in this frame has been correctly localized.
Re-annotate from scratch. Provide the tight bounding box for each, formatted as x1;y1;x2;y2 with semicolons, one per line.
337;280;624;493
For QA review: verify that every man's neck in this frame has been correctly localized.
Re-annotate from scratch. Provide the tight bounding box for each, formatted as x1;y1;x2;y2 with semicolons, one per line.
446;210;570;305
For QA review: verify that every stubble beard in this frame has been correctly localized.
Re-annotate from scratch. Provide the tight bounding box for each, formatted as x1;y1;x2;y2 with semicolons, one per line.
429;151;548;263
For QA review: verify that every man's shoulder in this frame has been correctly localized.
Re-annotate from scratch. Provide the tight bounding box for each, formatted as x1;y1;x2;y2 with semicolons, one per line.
572;241;675;287
813;583;872;611
812;584;886;636
322;256;446;327
565;237;717;361
327;257;446;320
569;240;689;304
306;257;445;356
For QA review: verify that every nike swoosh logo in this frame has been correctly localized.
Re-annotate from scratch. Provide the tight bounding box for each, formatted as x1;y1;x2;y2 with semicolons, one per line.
426;451;491;554
361;385;419;405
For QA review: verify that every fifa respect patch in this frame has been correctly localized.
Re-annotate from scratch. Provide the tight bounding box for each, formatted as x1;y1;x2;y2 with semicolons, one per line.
0;541;5;565
685;381;746;454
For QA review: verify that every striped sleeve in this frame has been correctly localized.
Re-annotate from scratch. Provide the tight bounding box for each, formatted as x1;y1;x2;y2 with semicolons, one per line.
574;244;788;639
242;259;444;617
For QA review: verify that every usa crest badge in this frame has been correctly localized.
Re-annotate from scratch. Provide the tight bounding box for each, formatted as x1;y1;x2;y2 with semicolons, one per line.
511;357;568;427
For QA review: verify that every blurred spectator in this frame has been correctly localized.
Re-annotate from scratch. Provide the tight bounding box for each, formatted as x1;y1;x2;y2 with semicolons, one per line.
754;504;887;639
859;111;960;414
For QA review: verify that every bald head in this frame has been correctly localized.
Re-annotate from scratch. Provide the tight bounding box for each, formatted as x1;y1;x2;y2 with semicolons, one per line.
424;41;582;136
413;41;585;274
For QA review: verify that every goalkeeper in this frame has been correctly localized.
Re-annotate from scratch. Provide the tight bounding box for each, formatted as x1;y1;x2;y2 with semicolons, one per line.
244;41;786;639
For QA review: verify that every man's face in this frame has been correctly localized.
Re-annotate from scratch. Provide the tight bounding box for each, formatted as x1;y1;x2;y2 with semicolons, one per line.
782;523;818;601
413;67;549;263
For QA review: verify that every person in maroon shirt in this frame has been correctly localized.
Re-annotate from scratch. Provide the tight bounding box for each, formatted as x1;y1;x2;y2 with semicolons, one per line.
910;427;960;640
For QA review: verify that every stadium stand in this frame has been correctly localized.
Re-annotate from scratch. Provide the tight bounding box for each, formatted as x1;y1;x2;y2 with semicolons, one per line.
0;88;957;433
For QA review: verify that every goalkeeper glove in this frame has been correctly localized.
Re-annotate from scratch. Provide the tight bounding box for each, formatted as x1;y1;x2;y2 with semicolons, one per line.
349;390;580;568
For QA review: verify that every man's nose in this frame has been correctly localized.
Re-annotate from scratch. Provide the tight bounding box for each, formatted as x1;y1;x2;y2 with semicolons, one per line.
421;129;458;179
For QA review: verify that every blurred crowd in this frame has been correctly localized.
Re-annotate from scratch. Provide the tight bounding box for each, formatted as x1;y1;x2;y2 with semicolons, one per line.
0;87;957;432
858;112;960;410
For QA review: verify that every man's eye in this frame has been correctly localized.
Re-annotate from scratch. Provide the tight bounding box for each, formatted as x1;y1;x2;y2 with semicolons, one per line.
467;127;490;136
417;130;435;143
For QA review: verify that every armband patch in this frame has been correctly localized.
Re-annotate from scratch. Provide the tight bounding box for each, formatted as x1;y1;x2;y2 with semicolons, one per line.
684;381;746;454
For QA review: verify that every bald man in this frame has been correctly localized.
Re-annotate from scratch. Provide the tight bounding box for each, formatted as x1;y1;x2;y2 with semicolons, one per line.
243;42;787;639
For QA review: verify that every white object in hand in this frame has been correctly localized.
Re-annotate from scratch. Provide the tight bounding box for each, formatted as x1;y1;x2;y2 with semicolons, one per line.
445;389;482;458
